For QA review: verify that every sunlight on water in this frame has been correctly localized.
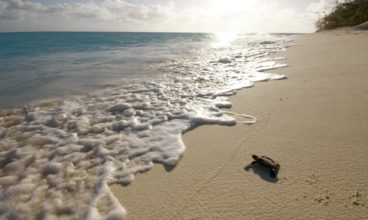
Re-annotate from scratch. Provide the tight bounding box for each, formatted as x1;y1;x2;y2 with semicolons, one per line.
211;32;239;48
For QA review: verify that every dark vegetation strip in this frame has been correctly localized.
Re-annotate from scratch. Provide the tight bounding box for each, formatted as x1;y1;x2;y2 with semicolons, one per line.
316;0;368;31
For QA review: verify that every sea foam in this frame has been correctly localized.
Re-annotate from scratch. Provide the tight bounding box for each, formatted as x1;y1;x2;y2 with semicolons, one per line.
0;34;292;219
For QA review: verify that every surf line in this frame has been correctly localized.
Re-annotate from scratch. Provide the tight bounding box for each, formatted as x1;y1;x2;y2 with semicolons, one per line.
222;111;257;124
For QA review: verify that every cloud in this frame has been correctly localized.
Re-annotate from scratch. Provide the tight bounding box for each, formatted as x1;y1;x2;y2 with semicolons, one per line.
0;0;44;19
102;0;175;20
0;0;175;21
307;0;337;14
1;0;43;11
0;0;337;32
162;1;325;33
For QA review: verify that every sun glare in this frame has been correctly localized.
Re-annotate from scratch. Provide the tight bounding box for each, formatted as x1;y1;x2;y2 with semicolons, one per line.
211;32;239;48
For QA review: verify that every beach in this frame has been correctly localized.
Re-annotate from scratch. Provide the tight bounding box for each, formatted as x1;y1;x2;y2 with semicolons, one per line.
111;28;368;219
0;33;294;219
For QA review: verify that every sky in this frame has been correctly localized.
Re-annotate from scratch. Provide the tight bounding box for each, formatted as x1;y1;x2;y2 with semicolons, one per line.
0;0;338;33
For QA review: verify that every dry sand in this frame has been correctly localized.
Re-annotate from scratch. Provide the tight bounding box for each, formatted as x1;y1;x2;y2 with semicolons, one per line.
111;29;368;219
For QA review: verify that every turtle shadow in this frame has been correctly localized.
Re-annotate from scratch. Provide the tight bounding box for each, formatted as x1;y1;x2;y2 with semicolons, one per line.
244;164;278;183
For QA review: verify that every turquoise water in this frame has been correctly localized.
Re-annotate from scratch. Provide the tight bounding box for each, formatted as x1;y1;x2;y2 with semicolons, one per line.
0;32;210;107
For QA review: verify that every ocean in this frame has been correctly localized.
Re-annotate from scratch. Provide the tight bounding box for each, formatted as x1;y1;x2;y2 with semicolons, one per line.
0;32;213;107
0;32;292;219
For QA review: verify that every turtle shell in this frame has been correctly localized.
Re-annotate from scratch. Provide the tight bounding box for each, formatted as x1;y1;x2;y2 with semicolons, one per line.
256;156;280;169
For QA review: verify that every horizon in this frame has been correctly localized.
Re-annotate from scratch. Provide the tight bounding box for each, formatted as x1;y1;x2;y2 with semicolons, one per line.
0;0;339;33
0;30;307;34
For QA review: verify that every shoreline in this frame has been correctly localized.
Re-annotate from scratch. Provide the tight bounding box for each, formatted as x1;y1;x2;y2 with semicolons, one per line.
111;29;368;219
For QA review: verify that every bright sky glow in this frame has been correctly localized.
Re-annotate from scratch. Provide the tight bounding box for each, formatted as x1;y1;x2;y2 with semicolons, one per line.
0;0;338;33
212;0;256;14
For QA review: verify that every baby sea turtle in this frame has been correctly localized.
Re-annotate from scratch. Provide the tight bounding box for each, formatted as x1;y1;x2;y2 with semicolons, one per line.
244;154;280;178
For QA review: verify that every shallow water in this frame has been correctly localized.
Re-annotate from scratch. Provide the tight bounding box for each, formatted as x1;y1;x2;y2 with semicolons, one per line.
0;32;292;219
0;32;212;107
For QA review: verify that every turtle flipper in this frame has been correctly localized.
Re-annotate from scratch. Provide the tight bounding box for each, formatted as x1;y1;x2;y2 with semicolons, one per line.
244;164;252;171
244;161;257;171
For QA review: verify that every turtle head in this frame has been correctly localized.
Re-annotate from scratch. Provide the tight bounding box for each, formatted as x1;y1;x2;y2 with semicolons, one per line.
252;154;259;160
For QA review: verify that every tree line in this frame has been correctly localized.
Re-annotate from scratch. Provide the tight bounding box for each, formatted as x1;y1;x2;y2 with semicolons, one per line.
316;0;368;31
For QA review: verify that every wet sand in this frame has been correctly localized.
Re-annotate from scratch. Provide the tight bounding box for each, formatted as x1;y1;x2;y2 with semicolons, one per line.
111;28;368;219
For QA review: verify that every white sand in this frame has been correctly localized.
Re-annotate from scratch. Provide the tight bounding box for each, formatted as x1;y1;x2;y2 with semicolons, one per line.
112;29;368;219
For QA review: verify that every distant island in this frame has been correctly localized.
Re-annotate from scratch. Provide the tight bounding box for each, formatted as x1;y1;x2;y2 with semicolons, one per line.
316;0;368;31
